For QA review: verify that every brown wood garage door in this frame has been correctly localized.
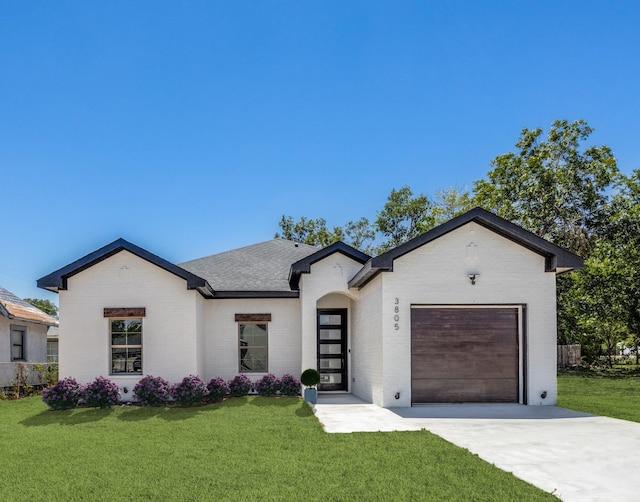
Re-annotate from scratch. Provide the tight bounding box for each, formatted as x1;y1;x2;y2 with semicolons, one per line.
411;307;519;403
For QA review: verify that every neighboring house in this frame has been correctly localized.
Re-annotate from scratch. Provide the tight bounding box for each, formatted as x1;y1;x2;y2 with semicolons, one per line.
0;285;59;386
37;208;582;407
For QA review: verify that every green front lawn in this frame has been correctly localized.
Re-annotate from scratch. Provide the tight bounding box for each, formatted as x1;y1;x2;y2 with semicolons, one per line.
0;396;555;501
557;372;640;422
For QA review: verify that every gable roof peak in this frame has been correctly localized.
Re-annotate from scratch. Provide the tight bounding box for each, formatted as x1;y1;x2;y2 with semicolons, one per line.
348;207;583;289
37;238;212;296
289;240;371;290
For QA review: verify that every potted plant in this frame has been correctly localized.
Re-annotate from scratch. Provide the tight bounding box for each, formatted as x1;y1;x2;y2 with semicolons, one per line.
301;368;321;404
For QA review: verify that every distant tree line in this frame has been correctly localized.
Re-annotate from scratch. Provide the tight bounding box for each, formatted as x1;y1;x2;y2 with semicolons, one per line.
276;119;639;364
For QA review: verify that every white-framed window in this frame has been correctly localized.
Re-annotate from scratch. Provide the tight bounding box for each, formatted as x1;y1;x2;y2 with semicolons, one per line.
47;340;59;362
238;322;268;373
110;318;142;374
11;325;26;361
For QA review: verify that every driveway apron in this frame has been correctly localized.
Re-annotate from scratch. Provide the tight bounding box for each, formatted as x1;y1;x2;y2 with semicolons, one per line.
313;395;640;502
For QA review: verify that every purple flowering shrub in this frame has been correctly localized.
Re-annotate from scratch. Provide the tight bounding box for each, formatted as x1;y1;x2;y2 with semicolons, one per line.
82;376;120;408
207;377;230;401
228;374;253;397
279;373;301;396
133;375;171;406
42;377;82;410
254;373;281;396
171;375;208;405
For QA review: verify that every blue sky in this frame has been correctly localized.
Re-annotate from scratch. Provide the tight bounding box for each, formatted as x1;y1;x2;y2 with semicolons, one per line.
1;1;639;304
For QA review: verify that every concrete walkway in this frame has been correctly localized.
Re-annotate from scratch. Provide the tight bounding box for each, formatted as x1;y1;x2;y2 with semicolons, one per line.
313;394;640;502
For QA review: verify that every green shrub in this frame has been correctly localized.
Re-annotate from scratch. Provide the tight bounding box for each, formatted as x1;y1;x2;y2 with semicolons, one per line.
300;368;320;388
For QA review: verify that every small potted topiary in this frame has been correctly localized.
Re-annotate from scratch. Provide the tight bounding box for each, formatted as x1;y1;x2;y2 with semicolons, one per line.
300;368;321;404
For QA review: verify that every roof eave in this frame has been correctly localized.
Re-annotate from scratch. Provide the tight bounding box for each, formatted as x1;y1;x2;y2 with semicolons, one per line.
212;290;300;299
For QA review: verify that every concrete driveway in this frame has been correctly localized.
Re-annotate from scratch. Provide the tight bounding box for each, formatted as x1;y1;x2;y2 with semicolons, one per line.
313;394;640;502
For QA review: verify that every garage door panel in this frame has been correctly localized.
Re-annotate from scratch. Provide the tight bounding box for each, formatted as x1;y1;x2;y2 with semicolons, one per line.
412;353;518;379
411;307;519;403
412;337;518;354
412;308;517;330
412;377;519;403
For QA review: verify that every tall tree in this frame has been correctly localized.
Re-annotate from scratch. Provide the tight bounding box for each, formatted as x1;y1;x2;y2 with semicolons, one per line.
597;169;640;361
343;217;377;255
473;119;620;256
274;216;344;247
558;169;640;362
374;186;432;253
560;240;630;363
430;186;475;226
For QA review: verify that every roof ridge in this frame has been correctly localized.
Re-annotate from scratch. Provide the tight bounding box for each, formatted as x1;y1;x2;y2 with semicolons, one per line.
179;238;318;265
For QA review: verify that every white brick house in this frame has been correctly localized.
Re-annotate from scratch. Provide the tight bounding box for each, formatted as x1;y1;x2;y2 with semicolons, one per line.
38;208;582;407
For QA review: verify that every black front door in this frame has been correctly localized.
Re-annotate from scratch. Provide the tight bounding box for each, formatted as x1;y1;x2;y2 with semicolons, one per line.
317;309;347;391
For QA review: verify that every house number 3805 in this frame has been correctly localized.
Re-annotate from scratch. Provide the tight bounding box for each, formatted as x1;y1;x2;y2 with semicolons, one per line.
394;297;400;330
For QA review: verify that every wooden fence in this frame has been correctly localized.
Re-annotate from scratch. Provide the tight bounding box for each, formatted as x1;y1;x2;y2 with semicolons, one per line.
557;344;581;368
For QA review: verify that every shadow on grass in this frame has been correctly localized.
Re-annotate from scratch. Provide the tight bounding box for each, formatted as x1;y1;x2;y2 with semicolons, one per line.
295;404;315;418
250;396;301;407
20;407;114;427
20;396;316;426
240;396;315;417
117;402;221;422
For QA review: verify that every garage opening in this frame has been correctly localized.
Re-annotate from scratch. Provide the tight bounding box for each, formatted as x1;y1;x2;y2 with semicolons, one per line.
411;306;521;404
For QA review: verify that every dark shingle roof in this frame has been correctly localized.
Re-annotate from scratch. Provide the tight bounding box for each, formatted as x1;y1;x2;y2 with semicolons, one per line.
179;239;318;294
0;285;58;325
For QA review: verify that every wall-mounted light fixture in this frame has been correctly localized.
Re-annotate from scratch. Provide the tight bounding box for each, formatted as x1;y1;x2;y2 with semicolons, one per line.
394;392;400;400
123;387;129;394
468;273;480;285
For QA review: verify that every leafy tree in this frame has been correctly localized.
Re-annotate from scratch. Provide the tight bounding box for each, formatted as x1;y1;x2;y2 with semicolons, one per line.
343;217;377;255
24;298;58;318
559;169;640;363
276;215;377;253
430;186;475;226
561;241;630;364
374;186;432;253
275;216;344;248
596;169;640;362
473;119;620;256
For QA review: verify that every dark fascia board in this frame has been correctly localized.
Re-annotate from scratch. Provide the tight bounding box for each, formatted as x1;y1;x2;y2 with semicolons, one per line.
213;290;300;299
348;207;584;289
37;238;215;298
289;241;371;290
